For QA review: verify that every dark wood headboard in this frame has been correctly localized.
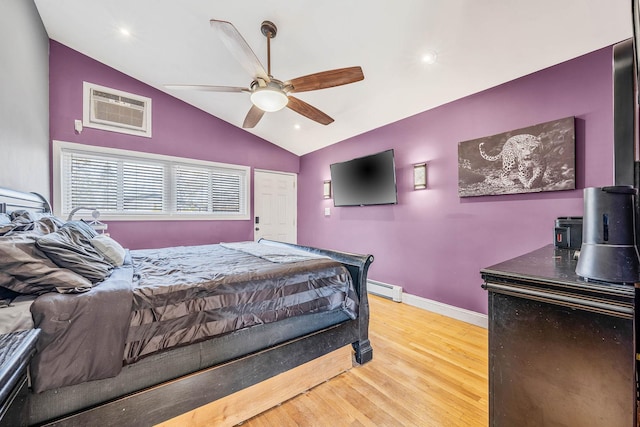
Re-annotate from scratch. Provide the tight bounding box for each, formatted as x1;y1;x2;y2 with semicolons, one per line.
0;187;50;215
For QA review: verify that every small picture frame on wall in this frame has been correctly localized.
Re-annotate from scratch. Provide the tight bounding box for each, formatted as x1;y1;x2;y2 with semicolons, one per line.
457;116;575;197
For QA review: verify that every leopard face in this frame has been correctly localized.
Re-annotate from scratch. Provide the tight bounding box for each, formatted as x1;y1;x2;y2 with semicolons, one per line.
479;134;546;189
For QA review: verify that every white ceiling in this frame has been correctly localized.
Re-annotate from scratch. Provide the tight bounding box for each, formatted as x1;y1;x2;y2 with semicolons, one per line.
34;0;632;156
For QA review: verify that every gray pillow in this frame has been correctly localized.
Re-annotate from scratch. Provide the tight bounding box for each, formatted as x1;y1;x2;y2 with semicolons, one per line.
10;210;37;222
0;211;34;235
34;215;66;234
63;220;98;240
0;212;65;236
0;234;92;294
91;235;126;267
36;227;113;283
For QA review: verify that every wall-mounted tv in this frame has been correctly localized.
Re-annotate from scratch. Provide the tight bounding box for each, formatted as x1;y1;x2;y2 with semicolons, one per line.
330;149;398;207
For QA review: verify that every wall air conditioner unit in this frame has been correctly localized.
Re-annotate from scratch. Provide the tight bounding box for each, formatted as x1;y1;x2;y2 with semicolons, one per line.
83;82;152;138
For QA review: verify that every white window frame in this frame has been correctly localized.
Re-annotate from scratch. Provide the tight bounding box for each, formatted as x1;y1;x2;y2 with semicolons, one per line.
53;140;250;221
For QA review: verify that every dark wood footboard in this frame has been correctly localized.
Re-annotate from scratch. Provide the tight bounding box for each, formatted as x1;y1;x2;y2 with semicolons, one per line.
41;323;360;427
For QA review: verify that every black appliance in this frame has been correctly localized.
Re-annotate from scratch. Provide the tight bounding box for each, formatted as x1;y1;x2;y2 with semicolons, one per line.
575;186;640;283
554;216;582;249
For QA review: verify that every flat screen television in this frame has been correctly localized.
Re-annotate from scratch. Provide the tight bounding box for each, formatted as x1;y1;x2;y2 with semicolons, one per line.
330;149;398;207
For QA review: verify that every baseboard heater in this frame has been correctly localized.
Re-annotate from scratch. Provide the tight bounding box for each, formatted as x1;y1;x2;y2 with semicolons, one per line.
367;279;402;302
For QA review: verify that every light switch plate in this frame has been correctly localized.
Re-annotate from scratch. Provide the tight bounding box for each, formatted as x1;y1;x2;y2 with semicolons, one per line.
324;207;331;216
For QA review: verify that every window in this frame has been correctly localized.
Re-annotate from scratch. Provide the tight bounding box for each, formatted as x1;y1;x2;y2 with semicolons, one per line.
53;141;250;220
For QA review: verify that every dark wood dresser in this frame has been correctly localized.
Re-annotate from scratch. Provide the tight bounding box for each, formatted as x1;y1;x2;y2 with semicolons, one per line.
0;329;40;427
481;245;637;427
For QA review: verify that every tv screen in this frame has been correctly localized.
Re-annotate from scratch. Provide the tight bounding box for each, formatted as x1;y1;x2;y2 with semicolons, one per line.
330;149;398;207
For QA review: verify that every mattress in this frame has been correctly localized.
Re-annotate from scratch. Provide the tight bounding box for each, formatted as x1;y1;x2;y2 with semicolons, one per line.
124;242;357;363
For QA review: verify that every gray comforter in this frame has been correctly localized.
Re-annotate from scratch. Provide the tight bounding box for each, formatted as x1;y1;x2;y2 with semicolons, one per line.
29;242;357;393
29;256;134;393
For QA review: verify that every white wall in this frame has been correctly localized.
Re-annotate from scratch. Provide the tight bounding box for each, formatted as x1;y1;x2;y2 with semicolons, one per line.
0;0;49;196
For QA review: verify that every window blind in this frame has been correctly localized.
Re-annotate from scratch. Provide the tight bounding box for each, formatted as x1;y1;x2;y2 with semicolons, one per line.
175;166;210;212
212;172;242;213
57;143;249;220
122;161;165;212
64;153;119;212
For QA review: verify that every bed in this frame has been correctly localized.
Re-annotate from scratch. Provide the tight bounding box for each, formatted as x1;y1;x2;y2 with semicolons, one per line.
0;186;374;426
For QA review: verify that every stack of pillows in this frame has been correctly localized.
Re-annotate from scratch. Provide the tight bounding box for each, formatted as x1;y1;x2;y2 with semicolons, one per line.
0;210;126;306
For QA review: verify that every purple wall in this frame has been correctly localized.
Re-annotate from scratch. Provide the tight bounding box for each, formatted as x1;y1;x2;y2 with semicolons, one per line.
50;40;617;314
298;46;616;314
49;41;299;249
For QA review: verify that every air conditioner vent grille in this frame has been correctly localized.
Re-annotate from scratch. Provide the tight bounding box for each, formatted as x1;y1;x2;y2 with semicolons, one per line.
93;98;144;128
83;82;152;138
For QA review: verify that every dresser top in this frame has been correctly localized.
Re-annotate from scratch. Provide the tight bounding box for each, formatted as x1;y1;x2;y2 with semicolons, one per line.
481;244;634;298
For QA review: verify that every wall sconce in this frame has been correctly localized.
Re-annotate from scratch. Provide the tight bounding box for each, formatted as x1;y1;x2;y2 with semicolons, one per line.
413;163;427;190
323;180;332;199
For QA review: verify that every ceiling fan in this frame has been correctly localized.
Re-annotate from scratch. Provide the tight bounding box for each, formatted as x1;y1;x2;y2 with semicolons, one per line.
166;19;364;128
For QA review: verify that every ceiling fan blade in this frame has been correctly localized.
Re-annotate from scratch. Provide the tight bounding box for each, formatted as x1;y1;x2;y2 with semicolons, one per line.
210;19;269;82
286;66;364;93
243;105;266;128
286;96;334;125
165;84;249;93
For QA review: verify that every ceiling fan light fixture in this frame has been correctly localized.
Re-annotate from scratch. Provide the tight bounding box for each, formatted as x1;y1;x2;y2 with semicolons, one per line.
250;86;288;112
174;20;363;127
421;50;438;65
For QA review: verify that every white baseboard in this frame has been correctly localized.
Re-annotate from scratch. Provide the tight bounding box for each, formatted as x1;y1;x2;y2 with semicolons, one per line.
400;293;488;329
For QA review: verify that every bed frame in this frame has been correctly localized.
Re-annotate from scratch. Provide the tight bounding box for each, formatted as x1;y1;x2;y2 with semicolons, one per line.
0;187;374;426
0;188;50;216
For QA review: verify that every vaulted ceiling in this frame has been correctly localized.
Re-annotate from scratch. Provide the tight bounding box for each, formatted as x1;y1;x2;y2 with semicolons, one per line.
34;1;632;155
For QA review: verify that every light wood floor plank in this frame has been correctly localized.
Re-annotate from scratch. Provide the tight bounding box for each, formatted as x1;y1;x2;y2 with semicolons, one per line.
157;346;352;427
241;295;488;426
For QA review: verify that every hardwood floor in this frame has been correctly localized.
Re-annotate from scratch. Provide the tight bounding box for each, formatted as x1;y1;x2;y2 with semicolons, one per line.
241;295;489;426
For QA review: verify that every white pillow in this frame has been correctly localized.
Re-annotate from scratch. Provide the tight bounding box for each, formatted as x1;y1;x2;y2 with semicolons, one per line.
91;235;126;267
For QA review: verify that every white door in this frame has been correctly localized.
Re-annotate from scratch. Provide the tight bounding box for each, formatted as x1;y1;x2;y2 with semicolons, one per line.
253;170;297;243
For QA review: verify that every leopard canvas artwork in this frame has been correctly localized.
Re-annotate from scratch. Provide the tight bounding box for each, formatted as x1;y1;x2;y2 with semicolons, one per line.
458;117;575;197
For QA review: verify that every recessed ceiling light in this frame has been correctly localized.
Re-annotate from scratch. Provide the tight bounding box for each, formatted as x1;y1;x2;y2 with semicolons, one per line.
294;124;301;130
119;27;131;37
421;51;438;65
